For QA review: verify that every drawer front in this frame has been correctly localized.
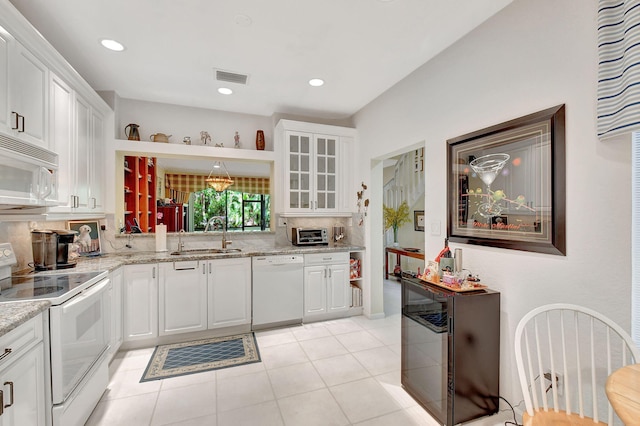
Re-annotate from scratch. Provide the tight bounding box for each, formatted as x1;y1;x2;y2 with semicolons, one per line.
304;252;349;266
0;313;44;369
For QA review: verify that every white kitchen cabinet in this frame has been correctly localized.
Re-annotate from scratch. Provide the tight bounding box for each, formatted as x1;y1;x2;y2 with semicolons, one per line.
0;33;49;149
0;314;46;426
303;252;350;321
159;261;207;336
0;29;9;135
108;267;123;361
123;264;158;342
207;257;251;329
276;120;356;216
48;76;106;214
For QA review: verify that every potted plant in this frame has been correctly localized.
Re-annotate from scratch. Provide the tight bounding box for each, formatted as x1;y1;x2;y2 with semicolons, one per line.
383;201;411;246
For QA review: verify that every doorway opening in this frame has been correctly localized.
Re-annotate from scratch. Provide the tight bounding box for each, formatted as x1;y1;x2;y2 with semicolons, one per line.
381;145;425;316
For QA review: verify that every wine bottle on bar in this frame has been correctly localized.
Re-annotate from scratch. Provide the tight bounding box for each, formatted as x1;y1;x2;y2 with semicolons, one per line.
439;238;454;273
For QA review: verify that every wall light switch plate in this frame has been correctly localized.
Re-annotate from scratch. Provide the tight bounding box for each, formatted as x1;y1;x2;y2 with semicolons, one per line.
430;221;441;236
277;217;287;227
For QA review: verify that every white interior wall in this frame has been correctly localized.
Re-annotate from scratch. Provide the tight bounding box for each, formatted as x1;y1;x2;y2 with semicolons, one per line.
354;0;632;405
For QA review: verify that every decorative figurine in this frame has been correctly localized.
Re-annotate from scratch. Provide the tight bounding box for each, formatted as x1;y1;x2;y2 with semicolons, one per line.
234;131;241;148
200;131;211;145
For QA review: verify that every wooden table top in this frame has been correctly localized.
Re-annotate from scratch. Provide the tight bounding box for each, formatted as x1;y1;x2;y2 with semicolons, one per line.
606;363;640;425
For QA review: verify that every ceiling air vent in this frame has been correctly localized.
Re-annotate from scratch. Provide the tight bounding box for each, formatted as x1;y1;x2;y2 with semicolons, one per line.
215;69;249;85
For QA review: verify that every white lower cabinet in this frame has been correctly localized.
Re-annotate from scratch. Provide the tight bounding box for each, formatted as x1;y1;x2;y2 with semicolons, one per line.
159;261;207;336
303;252;350;321
108;267;123;360
123;264;158;342
207;257;251;329
0;314;46;426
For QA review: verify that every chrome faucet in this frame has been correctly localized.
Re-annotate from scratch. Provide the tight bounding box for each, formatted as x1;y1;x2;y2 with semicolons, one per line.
205;216;232;249
177;229;185;252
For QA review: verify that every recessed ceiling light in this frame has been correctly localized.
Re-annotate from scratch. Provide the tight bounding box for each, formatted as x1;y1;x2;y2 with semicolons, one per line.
100;39;125;51
309;78;325;87
218;87;233;95
234;14;253;27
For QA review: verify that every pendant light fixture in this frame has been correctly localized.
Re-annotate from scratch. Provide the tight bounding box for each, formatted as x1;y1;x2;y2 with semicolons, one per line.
205;161;234;192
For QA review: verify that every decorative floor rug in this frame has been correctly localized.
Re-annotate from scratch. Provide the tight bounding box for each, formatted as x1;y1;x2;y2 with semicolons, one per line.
140;333;261;382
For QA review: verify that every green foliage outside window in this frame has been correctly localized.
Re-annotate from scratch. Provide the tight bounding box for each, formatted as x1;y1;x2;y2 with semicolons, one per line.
192;188;270;231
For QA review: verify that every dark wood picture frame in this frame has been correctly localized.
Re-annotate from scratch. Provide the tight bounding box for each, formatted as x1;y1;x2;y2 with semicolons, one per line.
446;104;566;255
414;210;425;232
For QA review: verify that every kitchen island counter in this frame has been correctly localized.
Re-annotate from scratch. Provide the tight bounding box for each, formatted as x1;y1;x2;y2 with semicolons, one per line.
0;301;50;337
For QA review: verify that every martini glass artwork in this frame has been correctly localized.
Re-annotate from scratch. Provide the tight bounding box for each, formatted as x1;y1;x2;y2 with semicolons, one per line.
469;153;510;219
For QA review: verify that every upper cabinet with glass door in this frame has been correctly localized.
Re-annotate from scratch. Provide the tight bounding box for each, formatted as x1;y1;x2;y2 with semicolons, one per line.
276;120;356;216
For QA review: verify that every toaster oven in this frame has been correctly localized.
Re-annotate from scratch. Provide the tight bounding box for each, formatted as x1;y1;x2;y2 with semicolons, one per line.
292;228;329;246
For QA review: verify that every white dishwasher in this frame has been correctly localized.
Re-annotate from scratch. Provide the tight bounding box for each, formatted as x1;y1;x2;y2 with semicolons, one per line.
252;255;304;329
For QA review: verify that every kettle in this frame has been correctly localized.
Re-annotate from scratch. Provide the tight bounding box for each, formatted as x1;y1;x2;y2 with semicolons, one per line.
150;133;172;143
124;123;140;141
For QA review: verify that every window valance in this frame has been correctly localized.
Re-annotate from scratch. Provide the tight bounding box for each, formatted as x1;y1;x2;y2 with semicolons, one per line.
165;174;270;195
597;0;640;139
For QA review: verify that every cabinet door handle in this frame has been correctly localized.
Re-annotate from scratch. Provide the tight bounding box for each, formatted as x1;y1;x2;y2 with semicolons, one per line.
91;198;97;209
202;264;206;275
328;268;332;278
208;263;212;274
0;348;11;361
0;389;3;416
18;114;25;132
11;112;19;130
152;267;156;279
3;382;13;409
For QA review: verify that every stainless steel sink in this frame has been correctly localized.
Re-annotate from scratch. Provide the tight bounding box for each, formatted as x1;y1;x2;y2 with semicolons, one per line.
170;248;242;256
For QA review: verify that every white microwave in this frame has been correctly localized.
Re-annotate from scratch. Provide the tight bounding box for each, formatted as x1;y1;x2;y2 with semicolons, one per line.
0;132;59;210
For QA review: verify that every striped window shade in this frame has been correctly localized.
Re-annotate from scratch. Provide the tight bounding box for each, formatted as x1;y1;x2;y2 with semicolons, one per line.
597;0;640;139
165;174;270;195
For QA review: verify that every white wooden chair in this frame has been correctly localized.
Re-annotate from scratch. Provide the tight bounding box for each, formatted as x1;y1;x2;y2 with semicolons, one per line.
514;303;640;425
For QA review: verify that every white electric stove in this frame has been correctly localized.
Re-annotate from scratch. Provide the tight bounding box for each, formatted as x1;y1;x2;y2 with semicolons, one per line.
0;242;111;426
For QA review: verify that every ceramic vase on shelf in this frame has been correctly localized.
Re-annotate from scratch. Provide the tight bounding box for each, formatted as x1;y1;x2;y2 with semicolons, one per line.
256;130;265;150
393;226;399;247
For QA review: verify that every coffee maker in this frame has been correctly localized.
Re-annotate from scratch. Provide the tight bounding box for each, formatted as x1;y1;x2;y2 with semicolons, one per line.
31;229;77;271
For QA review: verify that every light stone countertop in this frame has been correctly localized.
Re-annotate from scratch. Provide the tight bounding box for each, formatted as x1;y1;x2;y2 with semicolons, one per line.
0;301;50;338
70;243;365;274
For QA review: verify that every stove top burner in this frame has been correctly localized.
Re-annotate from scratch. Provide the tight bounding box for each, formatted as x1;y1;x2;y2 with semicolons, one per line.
0;270;106;304
13;286;65;298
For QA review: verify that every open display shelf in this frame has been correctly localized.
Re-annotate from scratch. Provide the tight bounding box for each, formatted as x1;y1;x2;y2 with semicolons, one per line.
124;156;157;233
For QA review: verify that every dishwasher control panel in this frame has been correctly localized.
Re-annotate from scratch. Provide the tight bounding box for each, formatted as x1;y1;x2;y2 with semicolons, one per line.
252;255;304;266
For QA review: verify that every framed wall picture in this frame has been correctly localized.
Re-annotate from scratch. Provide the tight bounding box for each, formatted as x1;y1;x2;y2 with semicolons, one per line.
446;104;566;255
414;210;425;232
68;220;102;256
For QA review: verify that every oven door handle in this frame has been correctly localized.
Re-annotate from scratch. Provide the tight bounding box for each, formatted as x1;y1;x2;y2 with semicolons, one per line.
62;278;109;314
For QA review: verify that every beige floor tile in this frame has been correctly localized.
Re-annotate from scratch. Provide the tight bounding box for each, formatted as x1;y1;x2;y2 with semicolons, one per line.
267;362;326;398
335;330;385;352
151;381;216;425
329;377;402;423
259;341;309;369
166;414;217;425
312;353;371;387
255;328;298;348
160;369;217;391
374;370;418;409
351;346;401;376
324;318;365;335
353;408;435;426
215;359;266;379
217;401;283;426
291;323;332;341
102;367;162;400
278;388;349;426
367;325;402;346
86;392;158;425
217;370;275;412
298;335;348;360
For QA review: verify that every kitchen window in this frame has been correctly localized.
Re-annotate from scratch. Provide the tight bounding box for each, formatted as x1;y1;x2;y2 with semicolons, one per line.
193;188;270;232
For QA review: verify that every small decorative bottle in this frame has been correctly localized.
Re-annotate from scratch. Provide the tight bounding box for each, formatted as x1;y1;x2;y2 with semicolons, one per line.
256;130;265;150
